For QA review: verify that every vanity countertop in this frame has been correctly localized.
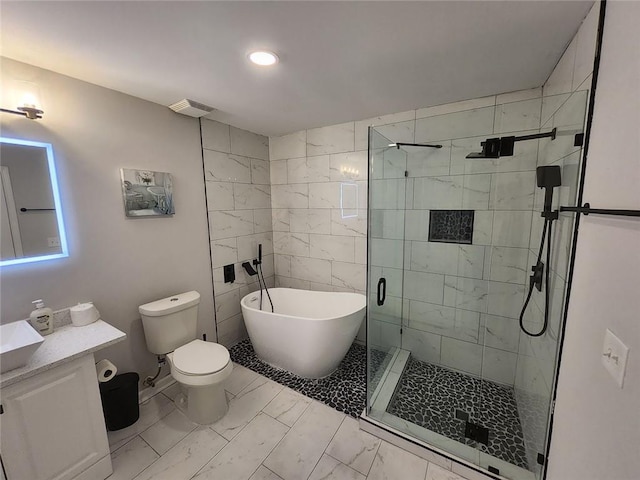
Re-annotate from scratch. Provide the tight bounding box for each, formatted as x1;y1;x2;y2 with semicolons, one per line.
0;320;126;389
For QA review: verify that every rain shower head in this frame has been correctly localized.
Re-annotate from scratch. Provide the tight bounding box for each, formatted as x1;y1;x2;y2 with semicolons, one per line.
466;137;514;159
466;129;556;159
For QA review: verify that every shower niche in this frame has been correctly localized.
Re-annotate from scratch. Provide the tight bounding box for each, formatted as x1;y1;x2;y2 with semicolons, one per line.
365;88;590;480
428;210;475;244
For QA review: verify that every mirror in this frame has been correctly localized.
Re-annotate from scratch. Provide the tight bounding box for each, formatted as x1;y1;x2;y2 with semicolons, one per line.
0;137;68;266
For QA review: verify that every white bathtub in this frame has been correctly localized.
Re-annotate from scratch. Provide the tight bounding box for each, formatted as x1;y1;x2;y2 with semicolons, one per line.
240;288;366;379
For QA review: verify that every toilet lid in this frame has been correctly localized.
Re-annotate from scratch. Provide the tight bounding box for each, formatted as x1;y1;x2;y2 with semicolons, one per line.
172;340;230;375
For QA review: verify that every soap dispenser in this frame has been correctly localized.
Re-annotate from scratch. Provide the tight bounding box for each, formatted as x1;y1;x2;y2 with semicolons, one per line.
29;300;54;336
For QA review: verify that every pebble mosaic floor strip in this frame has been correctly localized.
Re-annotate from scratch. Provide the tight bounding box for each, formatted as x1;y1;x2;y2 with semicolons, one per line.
387;357;530;470
229;340;370;418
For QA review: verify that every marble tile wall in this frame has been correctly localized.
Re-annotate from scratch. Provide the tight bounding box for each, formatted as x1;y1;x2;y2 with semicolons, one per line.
514;2;598;472
269;123;369;340
270;90;548;383
377;93;542;386
202;119;274;347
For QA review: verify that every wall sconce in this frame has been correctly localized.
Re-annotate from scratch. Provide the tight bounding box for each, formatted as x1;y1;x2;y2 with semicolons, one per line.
1;105;43;120
1;81;44;119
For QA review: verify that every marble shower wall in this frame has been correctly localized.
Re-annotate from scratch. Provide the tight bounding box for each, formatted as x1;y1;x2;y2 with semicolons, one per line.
201;119;274;347
388;91;544;387
515;2;599;472
270;89;549;381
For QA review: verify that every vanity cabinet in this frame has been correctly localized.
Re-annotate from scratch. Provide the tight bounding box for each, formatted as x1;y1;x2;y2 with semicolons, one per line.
0;354;112;480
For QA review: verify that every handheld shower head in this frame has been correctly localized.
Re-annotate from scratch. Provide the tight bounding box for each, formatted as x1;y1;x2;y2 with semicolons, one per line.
536;165;562;189
536;165;562;216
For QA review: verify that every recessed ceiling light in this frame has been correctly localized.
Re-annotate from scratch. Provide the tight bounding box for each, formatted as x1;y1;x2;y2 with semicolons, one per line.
248;50;279;66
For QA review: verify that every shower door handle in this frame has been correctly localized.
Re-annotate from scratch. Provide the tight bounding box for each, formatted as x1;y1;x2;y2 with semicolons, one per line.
377;278;386;306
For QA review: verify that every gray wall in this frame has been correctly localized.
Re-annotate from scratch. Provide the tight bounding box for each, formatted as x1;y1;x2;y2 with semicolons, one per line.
0;58;215;380
548;2;640;479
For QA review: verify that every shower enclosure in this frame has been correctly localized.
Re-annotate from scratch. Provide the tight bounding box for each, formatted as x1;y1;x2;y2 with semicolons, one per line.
365;91;589;480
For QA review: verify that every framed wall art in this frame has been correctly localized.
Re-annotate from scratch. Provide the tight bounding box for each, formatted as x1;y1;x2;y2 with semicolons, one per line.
120;168;174;217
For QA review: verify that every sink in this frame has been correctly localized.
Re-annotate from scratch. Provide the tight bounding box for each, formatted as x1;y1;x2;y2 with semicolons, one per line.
1;320;45;373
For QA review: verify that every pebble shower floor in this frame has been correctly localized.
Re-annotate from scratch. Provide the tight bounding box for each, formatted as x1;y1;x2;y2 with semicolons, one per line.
230;340;529;470
387;357;530;470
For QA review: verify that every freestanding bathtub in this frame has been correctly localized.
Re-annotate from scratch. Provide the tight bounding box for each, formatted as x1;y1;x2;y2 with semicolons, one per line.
240;288;366;379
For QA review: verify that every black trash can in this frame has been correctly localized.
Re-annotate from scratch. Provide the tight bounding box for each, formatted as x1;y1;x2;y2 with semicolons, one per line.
99;372;140;431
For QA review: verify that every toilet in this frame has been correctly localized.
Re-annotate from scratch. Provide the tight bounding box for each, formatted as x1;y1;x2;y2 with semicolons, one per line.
139;291;232;424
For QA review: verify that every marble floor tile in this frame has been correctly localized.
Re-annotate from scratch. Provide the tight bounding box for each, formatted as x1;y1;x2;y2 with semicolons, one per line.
139;408;198;455
264;401;344;480
160;381;183;402
132;427;227;480
111;360;481;480
367;440;429;480
426;463;468;480
211;376;283;440
226;363;262;395
325;417;381;475
108;393;175;452
109;436;159;480
263;387;312;427
308;454;366;480
249;466;284;480
192;413;289;480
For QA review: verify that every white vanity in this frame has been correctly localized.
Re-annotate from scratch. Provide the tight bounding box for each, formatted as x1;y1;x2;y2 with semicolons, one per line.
0;320;126;480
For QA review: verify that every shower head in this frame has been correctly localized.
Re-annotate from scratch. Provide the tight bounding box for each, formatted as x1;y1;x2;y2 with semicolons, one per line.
466;129;557;159
537;165;562;217
466;138;499;158
466;137;514;159
536;165;562;189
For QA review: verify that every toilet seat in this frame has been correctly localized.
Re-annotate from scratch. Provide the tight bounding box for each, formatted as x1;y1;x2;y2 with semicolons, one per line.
167;340;233;388
172;339;230;376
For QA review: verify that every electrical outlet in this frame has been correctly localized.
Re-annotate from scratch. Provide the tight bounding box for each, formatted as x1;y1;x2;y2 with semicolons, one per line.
602;328;629;388
47;237;60;247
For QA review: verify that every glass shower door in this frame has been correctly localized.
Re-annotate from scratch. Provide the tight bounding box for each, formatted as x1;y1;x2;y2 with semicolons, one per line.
366;128;406;413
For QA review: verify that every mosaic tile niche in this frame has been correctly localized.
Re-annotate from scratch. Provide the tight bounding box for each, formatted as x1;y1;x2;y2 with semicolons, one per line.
428;210;475;244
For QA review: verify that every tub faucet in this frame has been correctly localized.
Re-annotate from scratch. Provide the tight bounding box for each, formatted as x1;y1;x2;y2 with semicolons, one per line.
242;262;258;276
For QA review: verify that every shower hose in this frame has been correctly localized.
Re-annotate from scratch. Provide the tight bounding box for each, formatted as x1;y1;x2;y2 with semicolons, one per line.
257;261;274;313
518;218;553;337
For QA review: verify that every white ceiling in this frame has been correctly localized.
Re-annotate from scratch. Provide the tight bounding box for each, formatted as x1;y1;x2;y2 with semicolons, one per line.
0;1;594;137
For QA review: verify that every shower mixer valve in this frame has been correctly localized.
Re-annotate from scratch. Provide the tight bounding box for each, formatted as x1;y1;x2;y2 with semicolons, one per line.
531;261;544;292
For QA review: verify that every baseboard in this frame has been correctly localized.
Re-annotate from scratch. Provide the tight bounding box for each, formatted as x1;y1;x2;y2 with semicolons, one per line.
72;454;112;480
138;374;176;404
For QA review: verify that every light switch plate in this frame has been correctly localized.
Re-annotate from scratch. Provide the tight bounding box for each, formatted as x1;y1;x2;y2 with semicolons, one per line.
602;328;629;388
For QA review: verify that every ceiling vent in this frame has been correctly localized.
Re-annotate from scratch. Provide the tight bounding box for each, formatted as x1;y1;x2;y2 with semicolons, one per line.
168;99;214;117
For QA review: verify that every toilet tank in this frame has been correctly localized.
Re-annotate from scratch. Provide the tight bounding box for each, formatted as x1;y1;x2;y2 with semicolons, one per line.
139;291;200;354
